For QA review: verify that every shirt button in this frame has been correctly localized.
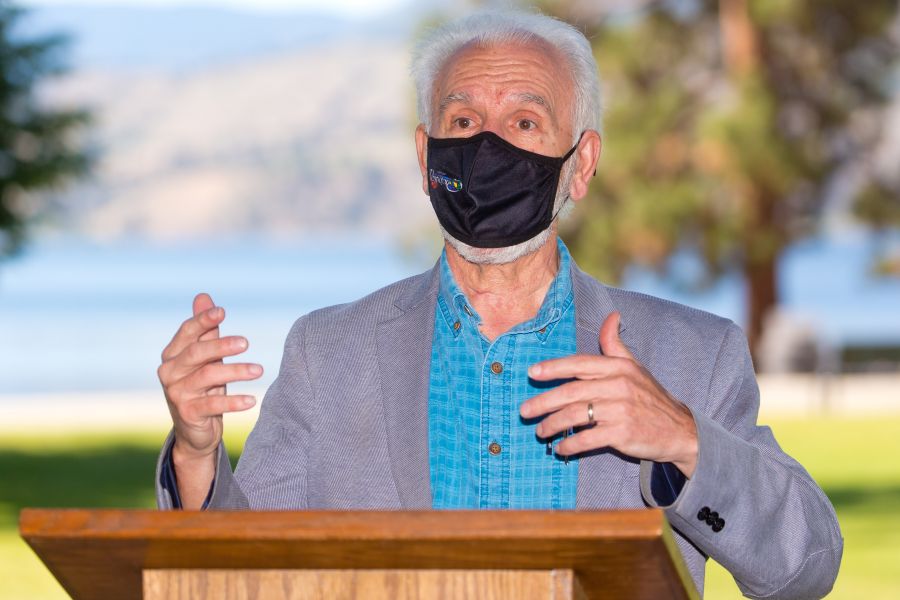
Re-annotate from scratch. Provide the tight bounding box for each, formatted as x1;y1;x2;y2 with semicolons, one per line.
538;326;547;334
490;362;503;374
488;442;502;455
453;321;461;331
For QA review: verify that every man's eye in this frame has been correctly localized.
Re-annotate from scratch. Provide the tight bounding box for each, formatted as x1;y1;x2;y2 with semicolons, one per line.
454;117;472;129
518;119;536;130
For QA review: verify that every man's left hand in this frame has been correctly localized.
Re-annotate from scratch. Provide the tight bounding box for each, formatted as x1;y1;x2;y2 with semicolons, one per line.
519;311;698;477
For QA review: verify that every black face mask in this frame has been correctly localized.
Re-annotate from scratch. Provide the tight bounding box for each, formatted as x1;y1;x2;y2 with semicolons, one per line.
426;131;579;249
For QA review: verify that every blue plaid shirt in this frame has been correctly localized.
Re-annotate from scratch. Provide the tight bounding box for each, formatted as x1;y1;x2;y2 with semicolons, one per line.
428;239;579;509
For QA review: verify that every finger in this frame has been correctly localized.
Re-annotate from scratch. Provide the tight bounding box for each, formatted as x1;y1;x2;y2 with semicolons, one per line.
162;306;225;361
528;353;628;382
555;424;615;456
186;394;257;419
599;311;634;359
193;292;215;316
194;293;221;343
183;362;263;393
168;336;250;378
534;401;599;438
520;379;605;419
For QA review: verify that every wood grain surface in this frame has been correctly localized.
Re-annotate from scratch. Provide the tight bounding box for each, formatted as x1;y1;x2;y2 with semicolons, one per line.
20;509;698;600
143;568;584;600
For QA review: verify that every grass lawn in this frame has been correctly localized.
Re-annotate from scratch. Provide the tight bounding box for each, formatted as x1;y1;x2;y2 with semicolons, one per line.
703;416;900;599
1;417;898;598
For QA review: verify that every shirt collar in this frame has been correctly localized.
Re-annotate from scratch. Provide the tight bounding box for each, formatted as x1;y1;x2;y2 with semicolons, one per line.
436;238;574;341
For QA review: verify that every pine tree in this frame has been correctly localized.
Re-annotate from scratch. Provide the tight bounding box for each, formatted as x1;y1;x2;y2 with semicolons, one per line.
0;3;90;258
543;0;899;362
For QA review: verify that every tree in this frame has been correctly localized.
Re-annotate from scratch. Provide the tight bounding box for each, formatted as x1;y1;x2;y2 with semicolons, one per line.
0;3;90;259
542;0;899;362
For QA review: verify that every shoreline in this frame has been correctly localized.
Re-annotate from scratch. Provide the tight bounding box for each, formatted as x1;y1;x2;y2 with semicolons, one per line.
1;374;898;431
0;388;264;431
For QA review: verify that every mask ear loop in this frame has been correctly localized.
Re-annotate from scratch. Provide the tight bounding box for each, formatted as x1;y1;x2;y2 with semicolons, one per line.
562;131;583;162
564;130;597;177
550;132;587;224
549;200;567;224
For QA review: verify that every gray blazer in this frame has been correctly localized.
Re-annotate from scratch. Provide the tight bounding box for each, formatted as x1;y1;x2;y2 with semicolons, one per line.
157;262;842;599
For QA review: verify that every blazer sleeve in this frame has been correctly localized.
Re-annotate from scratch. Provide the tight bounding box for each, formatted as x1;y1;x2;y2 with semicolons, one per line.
155;429;247;510
639;322;843;600
155;315;315;510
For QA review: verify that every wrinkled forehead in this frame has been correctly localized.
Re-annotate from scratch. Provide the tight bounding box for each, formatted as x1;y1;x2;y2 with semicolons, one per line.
432;36;575;114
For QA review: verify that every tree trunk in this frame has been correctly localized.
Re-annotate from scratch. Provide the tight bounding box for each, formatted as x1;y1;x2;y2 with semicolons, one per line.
721;0;771;368
745;256;777;370
719;0;759;75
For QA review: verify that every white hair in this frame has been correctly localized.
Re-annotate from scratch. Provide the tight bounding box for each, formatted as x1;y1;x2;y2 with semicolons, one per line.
411;9;602;142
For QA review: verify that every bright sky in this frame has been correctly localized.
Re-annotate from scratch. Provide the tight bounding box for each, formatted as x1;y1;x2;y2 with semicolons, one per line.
22;0;411;17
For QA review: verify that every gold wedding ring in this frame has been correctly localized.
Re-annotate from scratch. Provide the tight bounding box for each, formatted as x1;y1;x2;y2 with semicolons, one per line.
587;403;595;425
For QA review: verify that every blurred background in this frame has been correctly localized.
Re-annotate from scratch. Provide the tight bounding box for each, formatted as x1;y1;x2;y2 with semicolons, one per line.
0;0;897;597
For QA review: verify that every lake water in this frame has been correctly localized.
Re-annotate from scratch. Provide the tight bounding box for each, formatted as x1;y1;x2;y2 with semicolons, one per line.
0;233;897;395
0;235;422;395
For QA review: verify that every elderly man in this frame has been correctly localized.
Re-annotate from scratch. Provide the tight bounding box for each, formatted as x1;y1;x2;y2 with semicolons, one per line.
155;10;842;599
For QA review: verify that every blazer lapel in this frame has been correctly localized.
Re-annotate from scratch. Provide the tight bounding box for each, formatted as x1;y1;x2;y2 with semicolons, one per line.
375;265;440;509
571;263;638;508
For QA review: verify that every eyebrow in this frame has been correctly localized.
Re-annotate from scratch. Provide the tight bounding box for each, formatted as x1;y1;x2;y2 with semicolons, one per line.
436;91;554;116
515;93;552;115
438;92;472;114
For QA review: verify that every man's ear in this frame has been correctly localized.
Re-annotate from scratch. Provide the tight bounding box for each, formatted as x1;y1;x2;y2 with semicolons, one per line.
568;129;601;201
415;124;430;196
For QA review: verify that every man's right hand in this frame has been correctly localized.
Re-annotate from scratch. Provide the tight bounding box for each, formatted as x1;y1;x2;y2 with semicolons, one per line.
157;293;263;508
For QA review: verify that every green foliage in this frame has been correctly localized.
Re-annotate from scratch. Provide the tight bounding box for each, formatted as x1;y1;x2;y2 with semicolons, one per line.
855;180;900;228
0;3;90;258
533;1;900;352
556;0;899;287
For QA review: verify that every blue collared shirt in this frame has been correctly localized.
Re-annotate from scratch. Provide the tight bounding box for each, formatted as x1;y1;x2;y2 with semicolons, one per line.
428;238;580;509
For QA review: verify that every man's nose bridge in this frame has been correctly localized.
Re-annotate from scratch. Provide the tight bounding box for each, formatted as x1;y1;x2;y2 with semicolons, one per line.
479;121;510;145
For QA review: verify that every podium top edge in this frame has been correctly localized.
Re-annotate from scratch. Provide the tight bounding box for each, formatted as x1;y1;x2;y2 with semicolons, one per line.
20;508;667;542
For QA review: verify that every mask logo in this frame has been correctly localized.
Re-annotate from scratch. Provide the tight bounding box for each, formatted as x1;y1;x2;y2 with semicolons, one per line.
429;169;463;192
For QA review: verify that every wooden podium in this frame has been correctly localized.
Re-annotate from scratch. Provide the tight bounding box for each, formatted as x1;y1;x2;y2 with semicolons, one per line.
20;508;698;600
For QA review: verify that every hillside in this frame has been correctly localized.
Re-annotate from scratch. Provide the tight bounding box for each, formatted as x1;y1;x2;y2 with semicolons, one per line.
25;3;437;241
41;40;434;240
